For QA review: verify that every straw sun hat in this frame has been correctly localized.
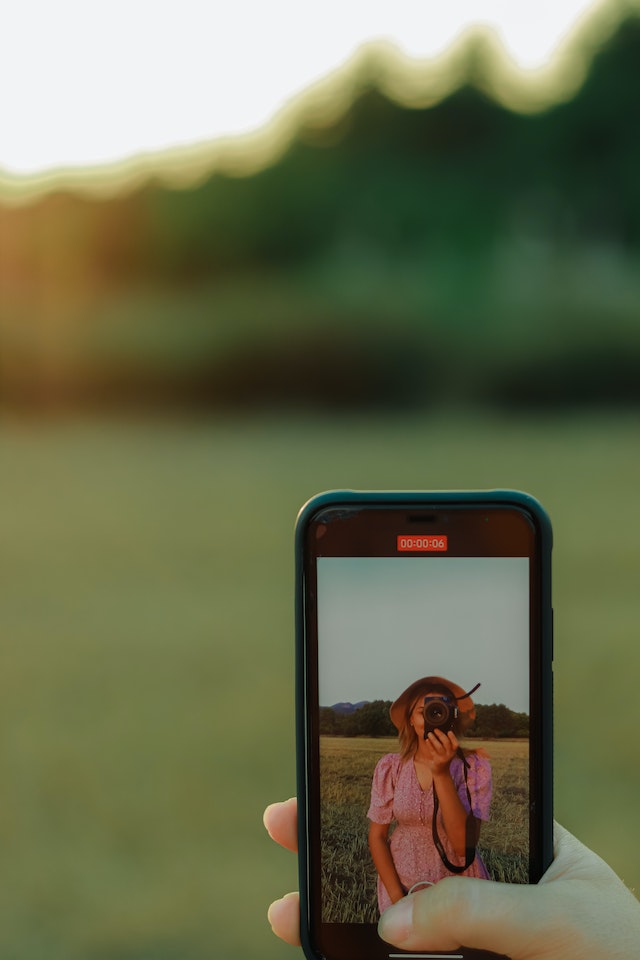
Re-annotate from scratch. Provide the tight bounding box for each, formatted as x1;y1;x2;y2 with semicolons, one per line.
389;675;479;733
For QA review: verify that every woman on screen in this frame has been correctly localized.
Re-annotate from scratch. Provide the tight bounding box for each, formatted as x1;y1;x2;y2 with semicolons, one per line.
367;675;492;913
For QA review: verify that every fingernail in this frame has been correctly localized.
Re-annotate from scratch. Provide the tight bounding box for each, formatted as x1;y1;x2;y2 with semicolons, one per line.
263;803;279;836
378;895;414;945
267;892;297;930
267;899;279;929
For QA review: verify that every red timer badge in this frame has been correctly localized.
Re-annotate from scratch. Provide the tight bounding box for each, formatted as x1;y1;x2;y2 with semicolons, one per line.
397;535;448;552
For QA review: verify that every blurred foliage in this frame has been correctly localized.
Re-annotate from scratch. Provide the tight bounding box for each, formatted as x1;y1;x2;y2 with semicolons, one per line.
320;701;397;737
318;700;529;737
1;14;640;412
472;704;530;739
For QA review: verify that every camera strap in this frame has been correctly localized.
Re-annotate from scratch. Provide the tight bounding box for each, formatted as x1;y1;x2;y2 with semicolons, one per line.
431;749;478;874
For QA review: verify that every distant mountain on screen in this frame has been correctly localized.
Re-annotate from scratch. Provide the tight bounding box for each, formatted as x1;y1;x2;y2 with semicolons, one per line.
328;701;369;715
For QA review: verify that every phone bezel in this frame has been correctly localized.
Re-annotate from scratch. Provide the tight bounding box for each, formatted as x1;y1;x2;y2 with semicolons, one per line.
295;490;553;960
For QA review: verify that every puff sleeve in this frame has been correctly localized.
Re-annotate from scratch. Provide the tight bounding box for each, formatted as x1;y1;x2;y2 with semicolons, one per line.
367;753;400;825
455;753;492;821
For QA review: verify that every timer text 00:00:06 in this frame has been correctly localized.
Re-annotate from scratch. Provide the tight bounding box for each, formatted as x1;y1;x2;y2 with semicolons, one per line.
397;536;447;552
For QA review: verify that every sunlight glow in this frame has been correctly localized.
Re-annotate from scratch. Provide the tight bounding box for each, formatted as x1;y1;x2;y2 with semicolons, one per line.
0;0;623;200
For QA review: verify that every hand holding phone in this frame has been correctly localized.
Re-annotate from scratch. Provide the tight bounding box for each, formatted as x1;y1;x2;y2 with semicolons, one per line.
264;801;640;960
295;490;553;960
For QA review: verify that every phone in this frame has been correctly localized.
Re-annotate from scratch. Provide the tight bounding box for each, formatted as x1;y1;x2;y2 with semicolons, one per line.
295;490;553;960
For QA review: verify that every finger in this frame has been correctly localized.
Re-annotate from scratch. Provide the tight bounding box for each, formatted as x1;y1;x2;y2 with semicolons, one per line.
544;821;630;887
263;798;298;852
432;729;456;753
378;875;556;958
423;740;439;762
267;892;302;946
428;731;451;757
540;822;587;883
431;728;447;745
379;822;640;957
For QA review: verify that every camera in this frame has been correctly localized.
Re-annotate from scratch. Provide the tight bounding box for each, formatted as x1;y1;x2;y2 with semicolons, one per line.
423;695;458;736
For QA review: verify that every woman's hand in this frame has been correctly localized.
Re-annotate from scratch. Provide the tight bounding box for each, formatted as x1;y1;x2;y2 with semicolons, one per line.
264;798;640;960
368;821;405;905
263;798;301;946
423;728;459;775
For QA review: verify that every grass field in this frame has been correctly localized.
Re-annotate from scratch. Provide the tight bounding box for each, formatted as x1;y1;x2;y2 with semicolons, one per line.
319;735;529;922
0;410;639;958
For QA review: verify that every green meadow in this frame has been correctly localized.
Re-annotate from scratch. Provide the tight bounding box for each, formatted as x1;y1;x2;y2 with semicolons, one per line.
1;411;639;958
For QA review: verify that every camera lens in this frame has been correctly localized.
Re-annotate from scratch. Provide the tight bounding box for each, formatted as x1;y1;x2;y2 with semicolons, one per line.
424;700;449;725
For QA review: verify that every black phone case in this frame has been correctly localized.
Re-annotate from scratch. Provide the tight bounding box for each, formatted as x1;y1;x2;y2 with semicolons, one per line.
295;489;553;960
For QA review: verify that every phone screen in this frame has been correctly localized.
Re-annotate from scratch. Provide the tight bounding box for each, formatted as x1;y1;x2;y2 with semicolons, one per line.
297;493;553;960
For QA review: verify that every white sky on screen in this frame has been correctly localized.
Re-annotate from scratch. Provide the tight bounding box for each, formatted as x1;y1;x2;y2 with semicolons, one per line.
317;557;529;713
1;0;603;175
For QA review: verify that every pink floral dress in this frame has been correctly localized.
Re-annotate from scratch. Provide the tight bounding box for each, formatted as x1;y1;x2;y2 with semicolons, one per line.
367;752;492;913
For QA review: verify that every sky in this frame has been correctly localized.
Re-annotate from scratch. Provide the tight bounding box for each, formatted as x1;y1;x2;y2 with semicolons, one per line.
1;0;607;179
317;556;530;713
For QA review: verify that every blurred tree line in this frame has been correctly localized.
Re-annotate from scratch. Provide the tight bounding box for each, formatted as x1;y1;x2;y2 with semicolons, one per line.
319;701;529;738
1;11;639;412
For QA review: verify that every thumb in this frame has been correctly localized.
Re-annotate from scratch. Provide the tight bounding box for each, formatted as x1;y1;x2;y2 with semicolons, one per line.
378;875;552;958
